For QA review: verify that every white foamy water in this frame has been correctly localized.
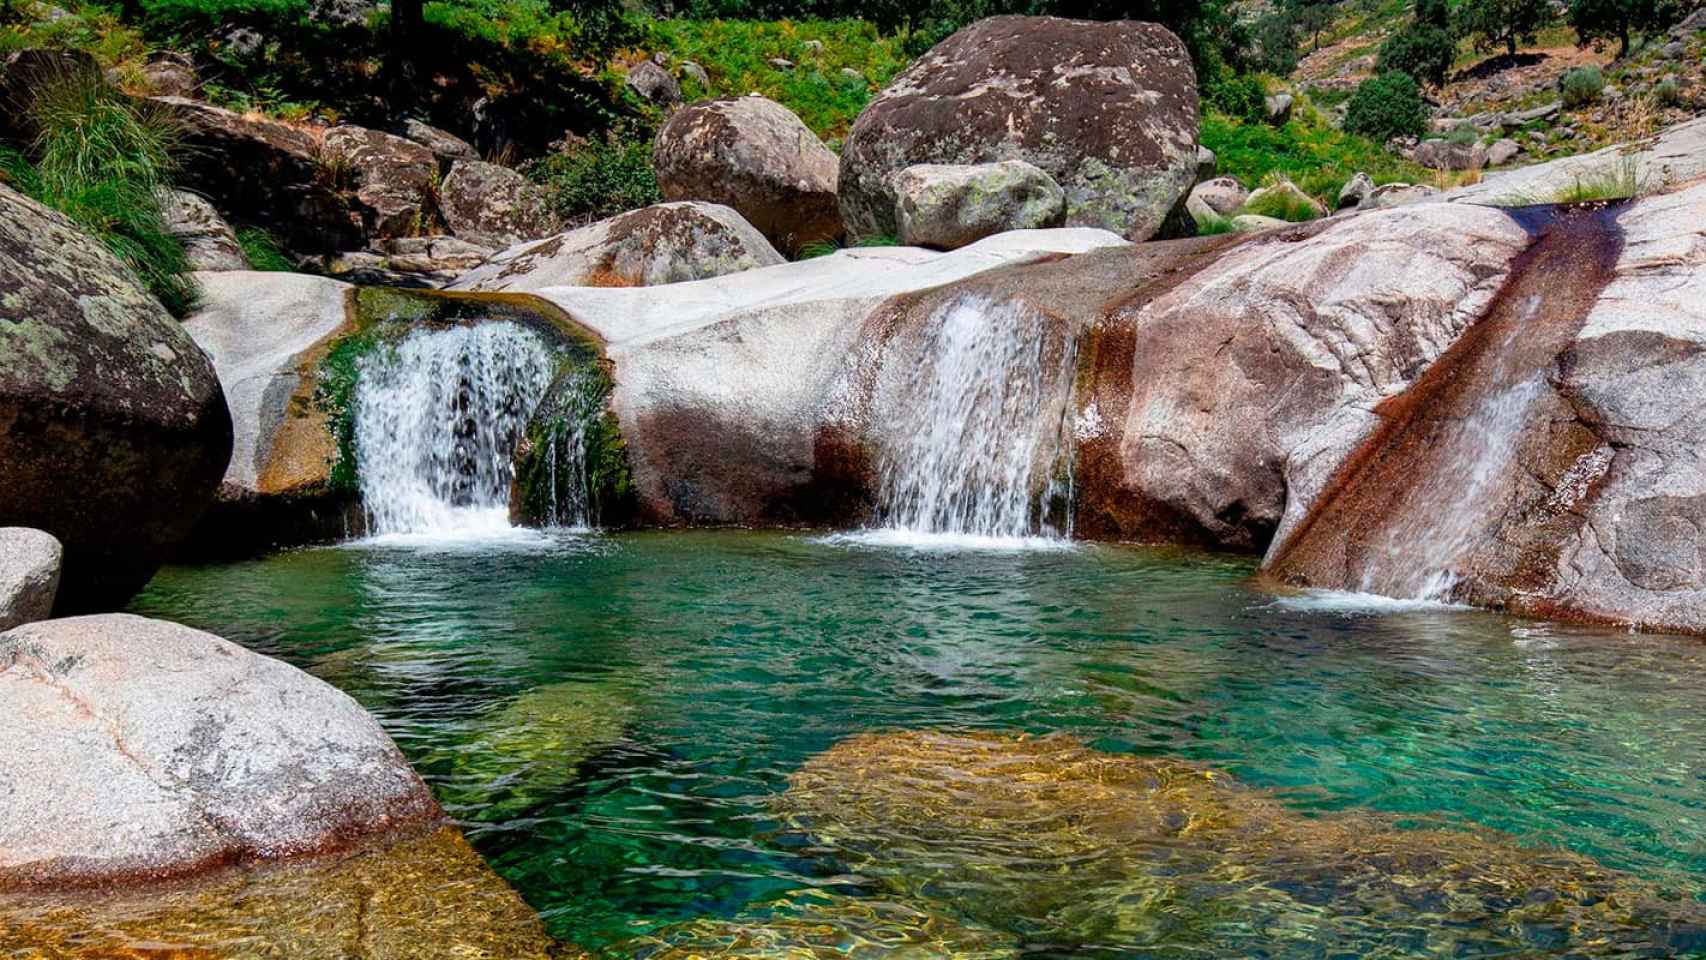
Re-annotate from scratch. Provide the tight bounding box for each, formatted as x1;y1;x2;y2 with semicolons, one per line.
1270;588;1474;616
821;529;1078;553
863;295;1078;548
352;322;555;538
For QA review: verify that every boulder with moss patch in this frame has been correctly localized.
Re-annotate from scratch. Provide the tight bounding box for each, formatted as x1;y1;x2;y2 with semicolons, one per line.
892;160;1066;250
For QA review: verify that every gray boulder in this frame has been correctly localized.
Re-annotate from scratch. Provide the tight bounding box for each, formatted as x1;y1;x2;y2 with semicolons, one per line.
1448;116;1706;206
653;96;842;255
323;124;439;238
1486;138;1522;167
1231;213;1289;232
0;185;231;612
626;58;681;107
838;16;1199;243
160;189;249;271
1338;171;1375;209
892;160;1065;249
0;614;439;887
1413;138;1488;171
1194;145;1218;181
1265;92;1294;124
1186;176;1248;223
402;118;478;163
450;201;784;292
680;60;710;88
1367;182;1440;208
0;528;60;631
439;159;556;249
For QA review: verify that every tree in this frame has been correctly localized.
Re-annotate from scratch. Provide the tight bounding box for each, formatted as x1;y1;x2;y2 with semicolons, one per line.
1455;0;1554;56
1568;0;1685;58
1344;70;1427;140
1378;21;1456;86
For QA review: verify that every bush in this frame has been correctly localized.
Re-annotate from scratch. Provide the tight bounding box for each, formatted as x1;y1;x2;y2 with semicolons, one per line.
1653;75;1682;106
236;226;295;270
526;135;661;226
1241;177;1323;222
1377;22;1456;87
3;67;197;316
1344;71;1427;141
1203;70;1267;124
1561;65;1605;106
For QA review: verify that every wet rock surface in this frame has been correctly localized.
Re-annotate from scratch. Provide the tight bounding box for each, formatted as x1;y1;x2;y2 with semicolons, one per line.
0;614;440;888
838;16;1199;243
0;184;231;611
653;95;842;255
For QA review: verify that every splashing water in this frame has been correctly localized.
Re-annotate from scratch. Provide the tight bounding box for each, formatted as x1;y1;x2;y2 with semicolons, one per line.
861;295;1078;548
353;322;555;539
534;367;603;531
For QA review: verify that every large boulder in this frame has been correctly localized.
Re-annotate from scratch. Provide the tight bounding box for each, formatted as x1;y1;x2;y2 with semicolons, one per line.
0;528;60;631
1413;138;1487;171
625;57;681;108
439;158;557;249
1185;176;1248;223
449;201;784;293
401;118;479;164
892;160;1066;249
838;16;1199;243
154;96;364;253
323;124;439;238
0;614;440;887
0;185;232;611
160;188;249;271
653;96;842;255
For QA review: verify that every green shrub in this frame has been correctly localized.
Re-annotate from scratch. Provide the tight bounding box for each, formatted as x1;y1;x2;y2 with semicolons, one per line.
4;67;197;316
1445;122;1480;145
1496;156;1645;205
236;226;295;271
1202;70;1267;124
1377;22;1455;87
527;135;660;225
1193;211;1237;235
1241;178;1323;222
1560;65;1604;106
1344;70;1427;141
1653;75;1682;106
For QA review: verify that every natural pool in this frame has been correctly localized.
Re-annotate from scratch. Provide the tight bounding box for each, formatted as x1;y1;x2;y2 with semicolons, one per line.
124;529;1706;957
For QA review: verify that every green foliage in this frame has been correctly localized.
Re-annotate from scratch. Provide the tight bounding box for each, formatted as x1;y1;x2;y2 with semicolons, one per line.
1496;156;1644;204
513;361;635;528
1560;64;1605;105
1653;74;1682;106
0;0;149;65
313;326;388;496
526;135;661;226
1377;21;1456;87
1444;122;1480;144
1455;0;1555;56
1192;211;1237;235
1248;7;1300;74
796;238;841;259
1241;178;1322;222
1568;0;1685;57
645;18;906;138
1344;70;1427;142
236;226;295;271
1201;99;1429;202
3;67;198;316
1202;70;1267;124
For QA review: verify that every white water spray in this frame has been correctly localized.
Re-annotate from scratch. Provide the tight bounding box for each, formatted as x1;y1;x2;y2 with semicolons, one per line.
864;295;1078;546
352;322;555;538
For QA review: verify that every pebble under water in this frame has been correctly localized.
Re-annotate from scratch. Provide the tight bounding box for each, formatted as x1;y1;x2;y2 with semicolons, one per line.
123;531;1706;957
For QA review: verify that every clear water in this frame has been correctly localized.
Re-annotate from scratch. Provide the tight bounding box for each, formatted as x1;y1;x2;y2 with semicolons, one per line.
128;532;1706;956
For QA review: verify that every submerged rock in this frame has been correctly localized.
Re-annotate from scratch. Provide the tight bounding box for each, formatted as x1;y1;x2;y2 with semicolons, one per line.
653;95;842;255
778;730;1706;956
0;184;232;611
892;160;1066;250
0;528;60;631
0;825;559;959
838;15;1199;243
448;201;784;292
0;614;440;887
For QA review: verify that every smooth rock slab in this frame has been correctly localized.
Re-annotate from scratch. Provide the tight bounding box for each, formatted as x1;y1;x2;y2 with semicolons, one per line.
0;614;439;887
893;160;1065;249
0;528;60;631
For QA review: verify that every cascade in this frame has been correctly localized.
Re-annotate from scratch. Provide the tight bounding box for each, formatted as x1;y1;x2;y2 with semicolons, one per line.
352;322;555;537
868;295;1078;544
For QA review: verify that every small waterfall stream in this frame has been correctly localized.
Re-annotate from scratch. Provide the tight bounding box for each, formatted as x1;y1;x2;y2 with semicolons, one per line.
866;295;1078;545
352;322;555;538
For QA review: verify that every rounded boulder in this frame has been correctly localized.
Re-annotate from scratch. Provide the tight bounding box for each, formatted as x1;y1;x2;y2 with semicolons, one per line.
838;16;1199;243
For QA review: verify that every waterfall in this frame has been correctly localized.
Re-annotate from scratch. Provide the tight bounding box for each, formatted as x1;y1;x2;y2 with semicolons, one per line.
352;322;555;538
866;295;1077;546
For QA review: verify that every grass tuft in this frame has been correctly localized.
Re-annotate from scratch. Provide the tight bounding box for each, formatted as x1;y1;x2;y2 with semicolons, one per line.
236;226;296;270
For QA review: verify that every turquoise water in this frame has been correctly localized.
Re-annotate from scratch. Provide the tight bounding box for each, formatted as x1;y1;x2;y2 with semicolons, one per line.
131;531;1706;956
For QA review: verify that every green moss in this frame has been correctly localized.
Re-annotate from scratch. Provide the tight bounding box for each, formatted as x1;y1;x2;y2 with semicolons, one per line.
312;325;392;496
511;357;635;528
1200;100;1431;206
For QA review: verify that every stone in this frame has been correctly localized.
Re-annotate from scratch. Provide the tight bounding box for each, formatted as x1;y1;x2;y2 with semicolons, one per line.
802;39;824;53
323;124;439;239
1243;178;1326;219
376;235;495;276
1264;91;1294;124
838;16;1199;243
892;160;1066;250
449;201;785;292
0;185;232;611
1486;137;1522;166
439;158;556;249
653;96;843;254
1412;137;1487;170
131;54;195;97
680;59;710;88
1337;171;1375;208
840;67;863;81
0;614;440;887
154;96;364;253
1185;176;1247;223
401;118;477;163
1365;182;1440;208
1194;144;1217;181
1230;213;1289;231
625;58;680;107
160;189;249;271
767;57;795;69
0;528;60;631
1661;40;1686;59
